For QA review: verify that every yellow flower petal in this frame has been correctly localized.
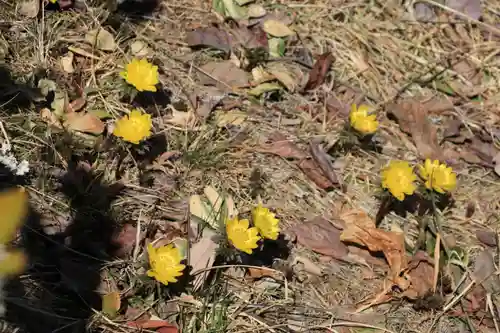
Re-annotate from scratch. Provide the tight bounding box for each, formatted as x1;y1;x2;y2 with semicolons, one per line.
349;104;379;135
0;249;26;277
226;218;261;254
419;159;457;193
121;58;159;92
147;243;185;286
381;160;417;201
252;205;280;240
113;109;152;144
0;187;28;244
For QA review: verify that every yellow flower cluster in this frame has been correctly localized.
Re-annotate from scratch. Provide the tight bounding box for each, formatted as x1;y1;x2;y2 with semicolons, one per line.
226;205;280;254
0;188;28;278
113;109;152;144
120;58;159;92
147;243;185;286
381;159;457;201
349;104;379;136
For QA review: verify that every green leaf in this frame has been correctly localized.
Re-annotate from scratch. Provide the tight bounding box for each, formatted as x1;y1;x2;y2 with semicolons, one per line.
212;0;225;15
222;0;247;19
268;38;285;58
102;292;120;318
248;82;282;96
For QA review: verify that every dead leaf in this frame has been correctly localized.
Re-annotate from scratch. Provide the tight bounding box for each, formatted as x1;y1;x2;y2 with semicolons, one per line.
259;132;309;159
199;61;250;91
230;25;268;50
112;223;140;259
102;292;120;318
63;112;105;135
476;230;497;247
266;62;304;92
493;152;500;176
41;108;63;129
189;228;219;291
298;159;336;190
304;52;334;91
414;2;436;21
85;28;117;51
18;0;39;18
248;4;266;18
194;86;227;119
130;40;151;57
60;52;75;73
262;19;295;37
402;251;435;299
445;0;482;20
164;109;197;127
247;266;282;279
67;97;86;113
293;255;324;276
186;27;232;53
472;250;495;282
309;141;340;186
387;100;444;161
293;216;349;260
340;209;408;289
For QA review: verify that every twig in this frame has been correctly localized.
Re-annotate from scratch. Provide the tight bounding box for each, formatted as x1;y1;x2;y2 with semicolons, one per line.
433;233;440;292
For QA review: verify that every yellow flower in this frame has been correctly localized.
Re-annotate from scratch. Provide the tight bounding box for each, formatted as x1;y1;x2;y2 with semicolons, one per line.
147;243;185;285
252;205;280;240
49;0;57;3
349;104;379;135
418;159;457;193
226;218;261;254
113;109;152;144
120;58;159;92
381;160;417;201
0;187;28;277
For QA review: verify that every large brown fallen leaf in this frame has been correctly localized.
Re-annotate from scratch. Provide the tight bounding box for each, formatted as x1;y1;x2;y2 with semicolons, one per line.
297;159;336;190
303;52;334;91
293;216;349;260
401;251;435;299
63;112;105;135
258;132;308;159
189;228;219;291
186;26;232;53
340;209;409;289
309;141;340;186
387;100;444;161
198;61;250;92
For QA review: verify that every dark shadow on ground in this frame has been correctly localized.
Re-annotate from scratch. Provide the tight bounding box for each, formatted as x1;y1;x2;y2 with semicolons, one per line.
3;163;124;333
0;65;42;112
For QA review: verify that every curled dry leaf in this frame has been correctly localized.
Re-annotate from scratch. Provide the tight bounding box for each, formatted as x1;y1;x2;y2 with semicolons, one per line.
340;209;409;289
293;216;349;260
387;100;444;161
266;62;304;92
401;251;435;299
60;52;75;73
41;108;63;129
112;223;140;259
309;141;340;186
304;52;334;91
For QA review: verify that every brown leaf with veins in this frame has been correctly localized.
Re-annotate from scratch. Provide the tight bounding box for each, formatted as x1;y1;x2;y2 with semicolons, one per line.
340;209;409;289
304;52;334;91
387;101;444;161
297;159;336;189
293;216;349;260
259;132;308;159
309;141;340;186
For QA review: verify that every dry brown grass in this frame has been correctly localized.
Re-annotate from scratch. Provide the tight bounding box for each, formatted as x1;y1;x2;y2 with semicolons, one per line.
1;0;500;332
